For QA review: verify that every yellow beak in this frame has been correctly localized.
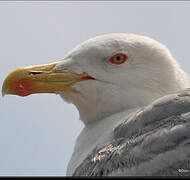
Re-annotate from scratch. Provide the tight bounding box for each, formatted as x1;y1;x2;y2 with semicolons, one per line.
2;62;93;97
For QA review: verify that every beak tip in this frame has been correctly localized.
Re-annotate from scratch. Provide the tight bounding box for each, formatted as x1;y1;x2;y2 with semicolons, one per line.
2;84;7;97
2;89;6;97
2;76;11;97
2;91;6;97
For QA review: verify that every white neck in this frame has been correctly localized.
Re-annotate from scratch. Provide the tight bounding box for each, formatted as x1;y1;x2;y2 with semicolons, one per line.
66;107;138;175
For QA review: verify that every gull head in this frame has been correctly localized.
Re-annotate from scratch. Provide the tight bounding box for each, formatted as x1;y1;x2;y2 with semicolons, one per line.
2;33;189;124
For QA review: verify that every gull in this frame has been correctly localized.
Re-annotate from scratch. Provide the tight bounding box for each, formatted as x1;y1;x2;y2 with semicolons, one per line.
2;33;190;176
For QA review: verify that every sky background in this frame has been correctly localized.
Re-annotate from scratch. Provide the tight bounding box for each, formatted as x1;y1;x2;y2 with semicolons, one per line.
0;1;190;176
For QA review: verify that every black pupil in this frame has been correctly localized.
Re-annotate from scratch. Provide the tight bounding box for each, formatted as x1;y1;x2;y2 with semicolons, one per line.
114;55;124;62
116;56;121;61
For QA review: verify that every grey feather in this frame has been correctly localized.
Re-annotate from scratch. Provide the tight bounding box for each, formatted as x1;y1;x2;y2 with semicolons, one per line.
73;89;190;176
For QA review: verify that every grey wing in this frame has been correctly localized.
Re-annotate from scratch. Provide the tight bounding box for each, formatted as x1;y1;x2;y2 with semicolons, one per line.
73;89;190;176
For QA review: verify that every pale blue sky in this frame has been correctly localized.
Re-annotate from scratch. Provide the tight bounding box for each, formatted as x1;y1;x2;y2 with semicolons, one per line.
0;1;190;176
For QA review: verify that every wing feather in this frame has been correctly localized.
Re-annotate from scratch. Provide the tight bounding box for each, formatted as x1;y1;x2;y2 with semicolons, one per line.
73;89;190;176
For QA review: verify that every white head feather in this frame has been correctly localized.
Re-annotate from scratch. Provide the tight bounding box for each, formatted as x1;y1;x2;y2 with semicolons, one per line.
54;33;189;124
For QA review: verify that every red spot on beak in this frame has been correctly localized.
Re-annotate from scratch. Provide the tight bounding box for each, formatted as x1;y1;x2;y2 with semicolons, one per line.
10;79;35;96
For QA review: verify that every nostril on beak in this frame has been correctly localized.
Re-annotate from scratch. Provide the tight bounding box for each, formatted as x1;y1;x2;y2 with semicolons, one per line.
29;71;43;75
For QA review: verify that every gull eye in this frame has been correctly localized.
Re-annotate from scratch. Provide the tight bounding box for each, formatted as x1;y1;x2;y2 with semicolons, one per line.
109;53;128;65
